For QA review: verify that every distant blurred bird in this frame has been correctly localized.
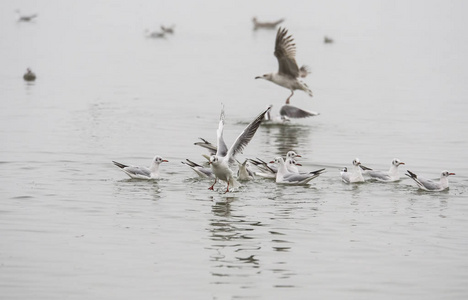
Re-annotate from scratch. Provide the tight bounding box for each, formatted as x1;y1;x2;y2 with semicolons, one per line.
161;25;175;34
23;68;36;81
252;17;284;30
144;29;165;39
256;27;313;104
324;36;334;44
15;10;37;22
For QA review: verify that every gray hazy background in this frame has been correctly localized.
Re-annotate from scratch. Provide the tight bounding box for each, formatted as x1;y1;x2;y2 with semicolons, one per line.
1;0;468;299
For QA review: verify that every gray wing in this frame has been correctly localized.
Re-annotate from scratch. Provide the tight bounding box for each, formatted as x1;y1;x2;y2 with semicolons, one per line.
283;173;319;183
226;106;272;164
279;104;319;119
275;27;300;78
417;177;441;190
216;106;228;157
194;138;217;155
123;166;151;177
368;170;391;181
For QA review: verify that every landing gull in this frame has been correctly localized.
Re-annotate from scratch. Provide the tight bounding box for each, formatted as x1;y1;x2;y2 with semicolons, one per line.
112;156;168;179
256;27;313;104
209;105;271;192
405;170;455;191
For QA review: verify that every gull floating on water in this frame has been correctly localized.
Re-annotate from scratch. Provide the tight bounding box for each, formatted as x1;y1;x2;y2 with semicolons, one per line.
182;159;214;179
405;170;455;191
209;105;271;192
145;29;165;39
341;158;365;183
237;159;255;181
112;156;168;179
15;10;37;22
264;104;319;124
271;157;325;184
360;158;405;182
23;68;36;81
256;27;313;104
161;25;175;34
252;17;284;30
249;151;302;178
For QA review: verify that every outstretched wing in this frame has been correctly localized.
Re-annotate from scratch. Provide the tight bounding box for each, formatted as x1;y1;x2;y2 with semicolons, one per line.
216;105;228;157
226;106;272;164
275;27;300;78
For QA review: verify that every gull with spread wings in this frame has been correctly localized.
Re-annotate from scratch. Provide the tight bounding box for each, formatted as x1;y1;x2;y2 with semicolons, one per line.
256;27;313;104
209;105;272;192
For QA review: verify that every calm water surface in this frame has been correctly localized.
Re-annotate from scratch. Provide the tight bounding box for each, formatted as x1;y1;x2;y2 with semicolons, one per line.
1;0;468;299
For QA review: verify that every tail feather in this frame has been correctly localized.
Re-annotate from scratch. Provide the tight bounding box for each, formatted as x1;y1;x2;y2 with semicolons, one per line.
112;161;128;169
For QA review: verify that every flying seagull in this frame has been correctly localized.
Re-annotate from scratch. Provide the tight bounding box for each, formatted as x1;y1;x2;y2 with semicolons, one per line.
256;27;313;104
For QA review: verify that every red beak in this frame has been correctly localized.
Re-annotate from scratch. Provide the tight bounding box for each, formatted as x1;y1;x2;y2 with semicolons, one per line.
162;160;169;163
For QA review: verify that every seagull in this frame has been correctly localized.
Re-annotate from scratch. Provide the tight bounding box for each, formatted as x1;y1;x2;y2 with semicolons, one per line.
161;25;175;34
264;104;319;124
181;159;214;179
252;17;284;30
237;159;255;181
112;156;168;179
360;158;405;182
15;10;37;22
145;29;165;39
341;158;365;183
23;68;36;81
324;36;334;44
208;105;272;192
271;157;325;184
249;151;302;178
405;170;455;191
256;27;313;104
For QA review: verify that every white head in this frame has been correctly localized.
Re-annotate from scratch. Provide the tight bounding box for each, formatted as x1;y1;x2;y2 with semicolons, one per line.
271;157;285;165
209;155;219;165
392;158;405;167
340;167;348;173
153;156;168;165
441;170;455;178
255;73;273;81
352;158;361;167
286;151;301;159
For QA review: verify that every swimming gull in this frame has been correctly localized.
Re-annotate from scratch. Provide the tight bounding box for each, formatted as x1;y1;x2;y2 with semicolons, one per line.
341;158;365;183
252;17;284;30
161;25;175;34
181;159;214;179
271;157;325;184
15;10;37;22
23;68;36;81
360;158;405;182
256;27;313;104
237;159;255;181
112;155;168;179
405;170;455;191
209;105;272;192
